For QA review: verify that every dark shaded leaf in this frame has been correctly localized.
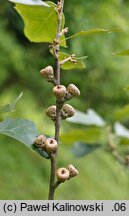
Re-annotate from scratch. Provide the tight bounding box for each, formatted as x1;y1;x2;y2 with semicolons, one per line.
32;145;50;159
0;118;50;159
0;118;38;145
72;142;102;157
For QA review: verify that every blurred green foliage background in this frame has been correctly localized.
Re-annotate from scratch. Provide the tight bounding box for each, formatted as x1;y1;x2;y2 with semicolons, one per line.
0;0;129;199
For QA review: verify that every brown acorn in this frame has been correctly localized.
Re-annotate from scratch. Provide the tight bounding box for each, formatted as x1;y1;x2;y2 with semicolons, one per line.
44;138;58;153
34;135;46;147
46;105;56;120
53;85;66;100
40;66;54;82
61;104;75;119
56;168;70;182
68;164;79;178
67;84;80;97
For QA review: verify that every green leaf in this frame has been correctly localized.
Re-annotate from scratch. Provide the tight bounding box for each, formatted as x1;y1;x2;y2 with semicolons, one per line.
60;127;106;145
61;28;122;42
0;118;38;145
72;142;102;157
59;52;86;70
67;108;105;127
114;49;129;56
115;104;129;122
14;2;66;46
0;118;50;159
0;92;23;114
8;0;49;6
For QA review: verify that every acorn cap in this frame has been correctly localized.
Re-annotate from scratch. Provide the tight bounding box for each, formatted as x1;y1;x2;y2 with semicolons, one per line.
53;85;67;100
46;105;56;120
40;66;54;76
68;164;79;177
34;135;46;147
44;138;58;153
67;84;80;97
40;66;54;81
56;167;70;182
61;104;75;119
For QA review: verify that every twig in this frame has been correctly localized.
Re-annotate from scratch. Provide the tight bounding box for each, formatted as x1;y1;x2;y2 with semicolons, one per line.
106;127;126;167
54;180;62;190
48;0;65;200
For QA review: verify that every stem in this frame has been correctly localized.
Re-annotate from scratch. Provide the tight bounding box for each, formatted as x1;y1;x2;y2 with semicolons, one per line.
48;0;64;200
106;128;125;166
48;155;56;200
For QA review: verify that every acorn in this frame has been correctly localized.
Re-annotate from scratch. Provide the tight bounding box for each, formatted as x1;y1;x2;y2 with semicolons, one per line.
53;85;67;100
40;66;54;82
34;135;46;147
61;104;75;119
44;138;58;153
67;84;80;97
68;164;79;178
46;105;56;120
56;168;70;182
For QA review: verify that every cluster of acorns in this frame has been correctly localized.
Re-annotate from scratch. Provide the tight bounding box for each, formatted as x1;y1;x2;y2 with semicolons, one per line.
56;164;79;182
40;66;80;120
38;65;79;181
34;135;57;154
34;135;78;181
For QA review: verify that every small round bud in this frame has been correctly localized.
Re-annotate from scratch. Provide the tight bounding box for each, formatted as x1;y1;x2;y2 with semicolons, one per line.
40;66;54;81
61;104;75;119
68;164;79;177
53;85;66;100
34;135;46;147
44;138;58;153
67;84;80;97
46;105;56;120
56;168;70;182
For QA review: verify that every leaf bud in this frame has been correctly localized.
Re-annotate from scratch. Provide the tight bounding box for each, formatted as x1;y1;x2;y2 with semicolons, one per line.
46;105;56;120
56;167;70;182
61;104;75;119
68;164;79;178
67;84;80;97
53;85;67;100
40;66;54;82
44;138;58;153
34;135;46;147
